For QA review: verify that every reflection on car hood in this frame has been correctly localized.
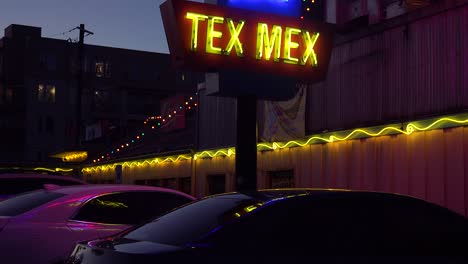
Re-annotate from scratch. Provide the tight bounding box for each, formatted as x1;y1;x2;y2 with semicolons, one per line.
90;237;182;254
67;238;186;264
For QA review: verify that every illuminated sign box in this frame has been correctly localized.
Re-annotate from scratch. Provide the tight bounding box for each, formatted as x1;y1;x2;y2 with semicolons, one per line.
161;0;333;81
220;0;301;17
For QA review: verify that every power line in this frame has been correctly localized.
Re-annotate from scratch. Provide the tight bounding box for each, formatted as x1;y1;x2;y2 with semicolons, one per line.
45;27;77;38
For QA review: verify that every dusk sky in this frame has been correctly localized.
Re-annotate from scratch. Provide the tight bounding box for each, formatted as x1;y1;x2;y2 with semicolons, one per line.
0;0;201;54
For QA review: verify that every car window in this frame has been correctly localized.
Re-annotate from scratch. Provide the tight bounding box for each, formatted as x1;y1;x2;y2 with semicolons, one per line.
72;191;193;225
205;196;316;254
0;190;65;216
124;194;258;245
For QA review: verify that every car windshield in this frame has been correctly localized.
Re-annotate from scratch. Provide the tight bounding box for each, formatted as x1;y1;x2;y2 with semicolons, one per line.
124;194;262;246
0;190;65;216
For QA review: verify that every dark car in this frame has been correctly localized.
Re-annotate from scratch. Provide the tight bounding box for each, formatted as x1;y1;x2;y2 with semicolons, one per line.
0;173;87;201
67;189;467;263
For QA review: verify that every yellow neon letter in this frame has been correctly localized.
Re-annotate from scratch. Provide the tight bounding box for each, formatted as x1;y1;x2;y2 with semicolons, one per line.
256;23;282;62
283;27;301;64
206;16;224;55
225;18;245;57
186;12;208;51
301;31;319;66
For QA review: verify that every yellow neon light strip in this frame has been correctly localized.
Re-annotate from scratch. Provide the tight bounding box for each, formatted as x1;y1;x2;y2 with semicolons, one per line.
82;114;468;172
33;167;74;172
257;115;468;150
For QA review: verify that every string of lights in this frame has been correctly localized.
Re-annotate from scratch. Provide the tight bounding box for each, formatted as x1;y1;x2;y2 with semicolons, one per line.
300;0;324;21
91;95;198;163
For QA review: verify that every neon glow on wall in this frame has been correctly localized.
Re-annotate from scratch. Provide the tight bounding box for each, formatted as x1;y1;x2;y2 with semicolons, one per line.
83;114;468;173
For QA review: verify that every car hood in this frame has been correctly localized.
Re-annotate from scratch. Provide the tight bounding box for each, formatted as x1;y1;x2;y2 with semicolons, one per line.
67;238;188;264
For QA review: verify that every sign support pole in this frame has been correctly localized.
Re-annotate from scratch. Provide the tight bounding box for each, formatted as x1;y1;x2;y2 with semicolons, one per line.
235;95;257;192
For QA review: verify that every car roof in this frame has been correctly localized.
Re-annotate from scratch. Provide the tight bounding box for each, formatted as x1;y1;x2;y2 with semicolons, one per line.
50;184;195;200
208;188;424;204
0;173;86;184
10;184;195;222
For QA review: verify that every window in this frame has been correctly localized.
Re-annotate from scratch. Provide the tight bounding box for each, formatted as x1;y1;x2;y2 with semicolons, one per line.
46;116;54;135
268;169;294;188
37;84;44;101
0;53;3;74
5;88;13;103
0;84;3;104
45;85;55;102
40;53;57;71
105;62;111;77
135;178;178;190
207;174;225;195
38;84;56;103
95;62;104;77
178;177;191;195
95;61;111;77
0;191;65;216
125;194;256;246
37;116;42;133
72;191;193;225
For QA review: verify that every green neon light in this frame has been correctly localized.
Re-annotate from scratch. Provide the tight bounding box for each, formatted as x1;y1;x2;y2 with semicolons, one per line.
82;114;468;173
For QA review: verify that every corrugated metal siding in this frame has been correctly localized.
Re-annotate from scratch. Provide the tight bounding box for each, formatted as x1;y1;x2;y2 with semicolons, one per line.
307;4;468;133
197;89;237;149
257;126;468;216
83;125;468;216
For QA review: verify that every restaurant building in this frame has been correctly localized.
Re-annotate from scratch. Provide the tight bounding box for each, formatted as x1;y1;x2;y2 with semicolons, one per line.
83;0;468;217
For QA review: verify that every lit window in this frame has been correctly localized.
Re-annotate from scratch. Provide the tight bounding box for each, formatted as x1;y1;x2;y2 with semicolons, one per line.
45;85;56;103
95;62;105;77
95;61;111;77
38;84;44;101
38;84;55;103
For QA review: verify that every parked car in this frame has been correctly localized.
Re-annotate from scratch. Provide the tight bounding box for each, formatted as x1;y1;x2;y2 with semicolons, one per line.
67;189;467;263
0;184;195;264
0;173;86;201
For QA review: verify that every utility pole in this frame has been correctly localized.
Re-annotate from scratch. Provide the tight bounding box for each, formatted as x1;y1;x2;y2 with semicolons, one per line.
75;24;93;148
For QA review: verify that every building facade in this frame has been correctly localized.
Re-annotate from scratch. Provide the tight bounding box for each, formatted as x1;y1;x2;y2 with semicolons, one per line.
0;24;199;168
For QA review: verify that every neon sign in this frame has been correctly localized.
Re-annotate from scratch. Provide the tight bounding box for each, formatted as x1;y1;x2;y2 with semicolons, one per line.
161;0;333;81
